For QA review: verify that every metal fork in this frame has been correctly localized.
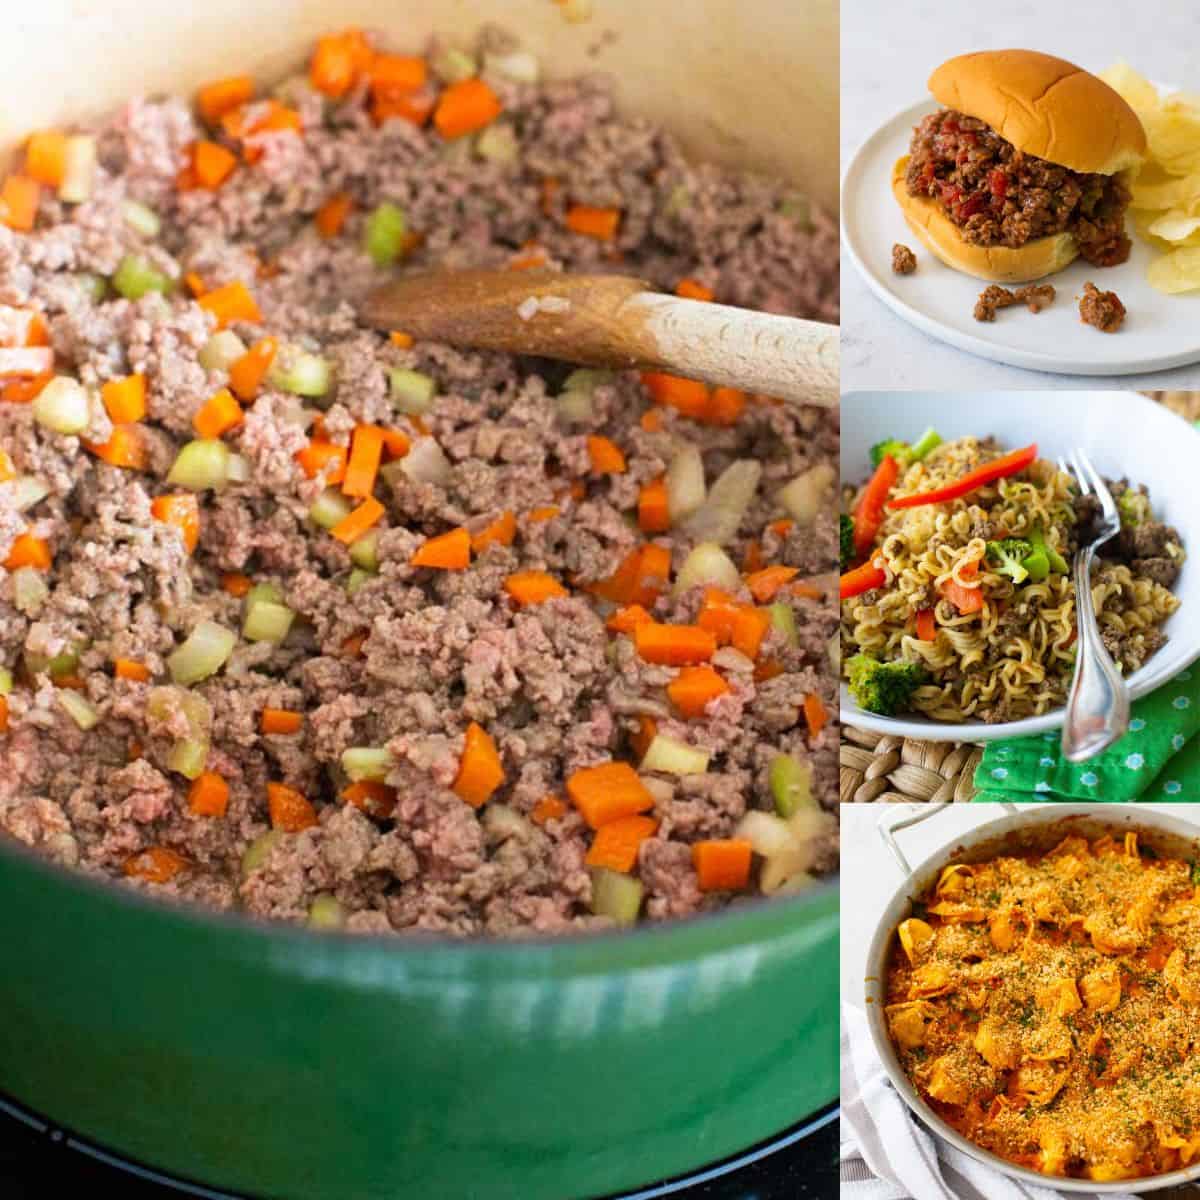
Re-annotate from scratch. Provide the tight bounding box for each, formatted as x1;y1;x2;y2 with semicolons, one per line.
1059;450;1130;762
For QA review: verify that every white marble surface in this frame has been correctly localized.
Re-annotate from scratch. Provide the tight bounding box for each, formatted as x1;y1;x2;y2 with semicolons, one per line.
841;0;1200;391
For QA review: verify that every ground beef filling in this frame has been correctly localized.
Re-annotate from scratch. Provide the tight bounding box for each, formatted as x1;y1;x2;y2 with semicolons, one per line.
1078;281;1126;333
973;283;1056;323
905;110;1132;267
891;243;917;275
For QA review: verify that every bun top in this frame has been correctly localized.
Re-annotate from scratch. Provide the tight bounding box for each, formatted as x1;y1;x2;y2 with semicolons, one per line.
928;50;1146;175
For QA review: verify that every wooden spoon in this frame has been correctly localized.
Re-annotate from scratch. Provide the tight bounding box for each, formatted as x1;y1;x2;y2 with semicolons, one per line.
361;269;838;409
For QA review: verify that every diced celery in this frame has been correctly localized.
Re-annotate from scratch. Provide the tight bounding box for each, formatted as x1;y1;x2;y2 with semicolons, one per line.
779;191;812;230
167;737;209;780
666;444;706;522
32;376;89;435
46;648;80;678
243;600;295;644
769;753;814;818
640;734;710;776
57;689;99;731
241;829;284;877
58;136;96;204
348;530;379;571
122;199;161;239
198;330;247;372
309;488;353;530
179;689;213;738
111;253;172;300
0;667;10;694
777;464;835;525
346;568;371;595
769;601;799;647
341;746;393;782
245;582;283;609
167;620;236;684
167;438;230;490
11;567;48;614
474;122;518;165
673;541;740;597
10;476;50;512
363;203;406;267
589;868;642;925
308;894;345;929
268;350;331;397
388;368;436;414
432;46;477;84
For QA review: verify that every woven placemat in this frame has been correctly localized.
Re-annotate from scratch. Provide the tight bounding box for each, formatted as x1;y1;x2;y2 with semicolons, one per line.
840;726;982;803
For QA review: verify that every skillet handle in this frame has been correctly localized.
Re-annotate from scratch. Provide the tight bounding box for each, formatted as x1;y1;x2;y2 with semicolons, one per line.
877;800;1020;876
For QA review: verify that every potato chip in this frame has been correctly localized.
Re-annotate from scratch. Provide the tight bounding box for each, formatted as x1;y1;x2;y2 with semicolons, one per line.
1132;173;1200;211
1099;61;1162;114
1149;211;1200;241
1142;111;1200;176
1146;246;1200;294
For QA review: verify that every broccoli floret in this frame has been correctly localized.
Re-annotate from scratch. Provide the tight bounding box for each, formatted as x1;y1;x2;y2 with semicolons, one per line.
840;514;856;571
846;654;927;717
1117;490;1150;528
986;538;1033;585
1029;523;1068;575
908;427;942;462
869;439;908;469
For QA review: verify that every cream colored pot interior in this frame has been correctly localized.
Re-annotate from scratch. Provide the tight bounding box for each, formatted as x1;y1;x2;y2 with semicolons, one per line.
2;0;838;213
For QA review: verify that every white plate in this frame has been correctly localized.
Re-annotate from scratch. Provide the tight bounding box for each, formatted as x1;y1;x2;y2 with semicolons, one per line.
841;94;1200;376
841;390;1200;742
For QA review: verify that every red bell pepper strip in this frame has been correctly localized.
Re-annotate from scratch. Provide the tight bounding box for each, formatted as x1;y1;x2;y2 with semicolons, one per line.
915;608;936;641
940;560;984;614
840;557;886;600
887;443;1038;510
853;454;899;558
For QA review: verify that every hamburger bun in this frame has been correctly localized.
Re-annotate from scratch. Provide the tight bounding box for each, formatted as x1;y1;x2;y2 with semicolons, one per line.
928;50;1146;175
892;156;1079;283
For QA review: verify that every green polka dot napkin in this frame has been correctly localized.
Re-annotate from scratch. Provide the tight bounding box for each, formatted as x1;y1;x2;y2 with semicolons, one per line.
973;665;1200;801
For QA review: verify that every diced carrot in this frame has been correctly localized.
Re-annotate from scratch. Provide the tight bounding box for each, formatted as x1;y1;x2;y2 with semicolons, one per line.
526;505;560;523
0;695;8;733
434;78;502;140
585;814;658;873
410;526;470;569
228;337;277;402
198;281;260;330
315;193;353;239
743;539;765;573
531;794;567;826
101;374;147;423
222;572;252;597
569;480;586;501
629;715;657;764
192;388;244;438
188;771;230;818
113;658;151;682
123;846;189;884
588;546;641;605
54;675;85;691
378;428;410;460
708;386;747;427
295;440;347;485
731;605;771;661
471;510;516;552
1;373;52;404
310;28;374;98
150;493;200;554
4;533;51;570
565;204;621;240
567;761;654;830
586;434;626;474
675;277;714;302
915;608;937;642
192;140;238;190
634;622;716;666
330;497;385;545
261;708;304;735
340;630;367;657
197;76;255;125
942;575;985;615
184;272;207;297
0;176;40;232
369;54;427;97
667;665;730;718
0;347;53;377
232;102;304;163
753;658;784;682
633;544;671;606
745;565;798;603
637;477;670;532
389;331;414;349
606;604;653;634
803;693;829;739
23;313;49;347
176;163;199;191
371;89;436;128
692;839;752;892
267;781;318;832
509;246;549;271
342;424;383;499
505;570;568;606
768;518;794;539
0;450;13;482
24;131;68;187
85;424;148;470
452;721;504;808
640;371;709;419
341;780;396;820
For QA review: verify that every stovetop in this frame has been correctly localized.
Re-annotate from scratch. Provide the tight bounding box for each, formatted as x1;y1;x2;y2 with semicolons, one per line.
0;1092;838;1199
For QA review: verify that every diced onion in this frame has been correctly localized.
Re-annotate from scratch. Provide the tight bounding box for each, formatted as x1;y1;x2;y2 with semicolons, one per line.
680;459;761;545
342;746;393;782
308;894;345;929
483;50;540;83
57;688;99;731
760;853;813;896
122;199;161;239
309;488;353;530
665;444;706;522
364;203;407;268
735;810;802;858
640;734;710;776
348;530;379;571
769;754;814;818
167;620;236;684
241;829;284;877
564;369;613;393
778;463;835;525
58;135;96;204
346;568;371;595
269;349;331;397
167;438;230;490
769;601;799;647
475;122;519;164
11;566;48;614
589;867;643;925
556;389;594;424
396;436;451;486
167;737;209;779
198;330;247;372
10;476;50;512
482;803;532;842
388;368;436;414
672;541;740;597
243;600;295;644
111;253;172;300
431;46;477;83
32;376;89;435
225;453;250;484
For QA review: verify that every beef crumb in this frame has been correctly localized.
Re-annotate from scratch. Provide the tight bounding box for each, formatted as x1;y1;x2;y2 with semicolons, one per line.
1078;281;1126;333
973;283;1056;322
892;243;917;275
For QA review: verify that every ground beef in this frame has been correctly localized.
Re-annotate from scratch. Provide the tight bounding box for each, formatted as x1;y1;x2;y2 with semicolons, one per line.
891;244;916;275
973;283;1055;322
906;110;1131;268
0;27;839;937
1078;281;1126;332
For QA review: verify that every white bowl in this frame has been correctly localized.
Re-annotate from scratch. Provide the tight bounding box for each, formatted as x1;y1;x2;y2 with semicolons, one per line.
840;390;1200;741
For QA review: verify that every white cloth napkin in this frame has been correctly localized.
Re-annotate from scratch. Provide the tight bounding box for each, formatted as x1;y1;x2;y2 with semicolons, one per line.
839;1002;1138;1200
